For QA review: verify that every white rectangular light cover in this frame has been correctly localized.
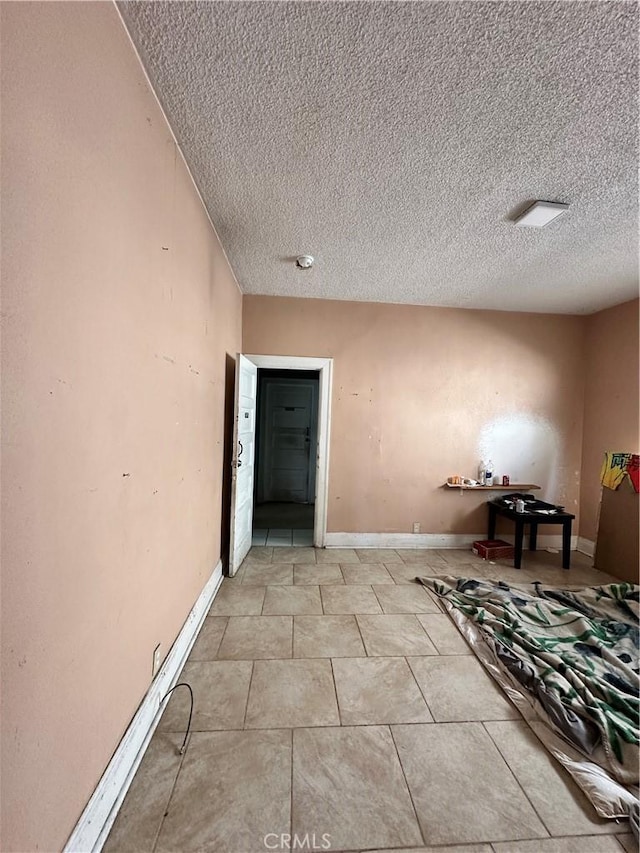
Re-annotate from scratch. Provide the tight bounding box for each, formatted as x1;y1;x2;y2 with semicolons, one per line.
515;200;569;228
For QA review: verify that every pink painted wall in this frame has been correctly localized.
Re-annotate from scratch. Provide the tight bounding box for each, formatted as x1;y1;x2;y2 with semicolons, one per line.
243;297;586;535
579;299;640;543
1;4;241;851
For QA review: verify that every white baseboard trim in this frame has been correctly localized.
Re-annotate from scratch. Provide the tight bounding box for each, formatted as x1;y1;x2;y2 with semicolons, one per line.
325;532;579;550
325;532;484;549
64;561;223;853
577;537;595;557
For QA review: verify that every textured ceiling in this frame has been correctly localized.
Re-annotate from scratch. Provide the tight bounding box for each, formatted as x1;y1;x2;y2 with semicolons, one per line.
119;1;638;314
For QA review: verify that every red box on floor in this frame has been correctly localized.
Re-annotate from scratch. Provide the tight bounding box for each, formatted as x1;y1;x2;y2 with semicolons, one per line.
472;539;515;560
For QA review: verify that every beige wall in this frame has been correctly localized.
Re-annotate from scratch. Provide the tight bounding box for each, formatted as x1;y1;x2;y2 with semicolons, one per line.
579;299;639;543
1;4;241;851
244;296;586;536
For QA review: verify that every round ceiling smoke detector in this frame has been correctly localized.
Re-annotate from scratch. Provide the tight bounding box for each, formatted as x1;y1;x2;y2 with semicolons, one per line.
295;255;314;270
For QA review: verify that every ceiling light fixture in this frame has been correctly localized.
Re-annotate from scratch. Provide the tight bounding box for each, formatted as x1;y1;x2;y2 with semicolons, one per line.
514;201;569;228
295;255;314;270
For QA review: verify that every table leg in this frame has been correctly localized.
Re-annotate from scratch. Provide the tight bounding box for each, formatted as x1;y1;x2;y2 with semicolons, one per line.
514;519;524;569
488;504;497;540
529;523;538;551
562;520;571;569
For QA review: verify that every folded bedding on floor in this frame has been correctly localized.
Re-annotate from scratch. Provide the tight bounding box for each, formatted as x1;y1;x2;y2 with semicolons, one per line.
418;574;639;818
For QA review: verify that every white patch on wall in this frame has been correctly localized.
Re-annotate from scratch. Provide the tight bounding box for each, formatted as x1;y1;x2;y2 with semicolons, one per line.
477;413;560;501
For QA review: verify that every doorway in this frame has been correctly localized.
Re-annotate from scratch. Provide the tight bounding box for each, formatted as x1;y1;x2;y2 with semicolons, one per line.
253;369;319;546
228;354;332;574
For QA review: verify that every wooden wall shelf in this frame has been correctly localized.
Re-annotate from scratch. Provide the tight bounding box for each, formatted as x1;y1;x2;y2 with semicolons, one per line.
443;483;541;492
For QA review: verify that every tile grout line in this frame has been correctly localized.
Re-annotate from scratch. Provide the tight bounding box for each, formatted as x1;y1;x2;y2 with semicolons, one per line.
488;837;628;853
212;616;231;660
364;582;385;614
289;727;294;844
353;614;371;656
413;612;441;651
481;720;552;839
155;718;546;734
289;614;294;658
382;560;403;585
241;660;256;729
404;654;437;722
319;584;327;615
329;658;344;726
388;724;428;848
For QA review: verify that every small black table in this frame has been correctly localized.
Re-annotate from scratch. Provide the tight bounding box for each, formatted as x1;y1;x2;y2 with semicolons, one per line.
487;499;575;570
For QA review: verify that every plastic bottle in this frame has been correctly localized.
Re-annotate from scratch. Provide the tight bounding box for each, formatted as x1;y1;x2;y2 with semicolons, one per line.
478;461;486;486
485;459;494;487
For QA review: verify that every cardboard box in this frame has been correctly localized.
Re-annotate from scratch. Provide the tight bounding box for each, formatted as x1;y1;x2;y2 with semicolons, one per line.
472;539;514;560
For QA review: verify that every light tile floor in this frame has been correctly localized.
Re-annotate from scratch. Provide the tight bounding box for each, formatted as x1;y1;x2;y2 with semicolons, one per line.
252;529;314;546
104;548;634;853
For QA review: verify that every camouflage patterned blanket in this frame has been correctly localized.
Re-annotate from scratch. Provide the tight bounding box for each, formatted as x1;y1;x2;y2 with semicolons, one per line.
418;576;639;787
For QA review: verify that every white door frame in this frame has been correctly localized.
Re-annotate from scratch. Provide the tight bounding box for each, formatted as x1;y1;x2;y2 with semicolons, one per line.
245;355;333;548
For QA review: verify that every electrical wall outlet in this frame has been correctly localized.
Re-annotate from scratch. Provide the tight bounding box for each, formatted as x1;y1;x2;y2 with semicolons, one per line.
152;644;162;678
412;522;421;534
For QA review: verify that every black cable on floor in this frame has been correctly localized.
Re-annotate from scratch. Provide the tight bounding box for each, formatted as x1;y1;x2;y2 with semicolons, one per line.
160;682;194;755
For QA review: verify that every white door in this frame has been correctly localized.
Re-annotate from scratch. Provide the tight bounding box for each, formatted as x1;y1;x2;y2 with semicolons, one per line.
229;354;257;576
258;379;318;504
